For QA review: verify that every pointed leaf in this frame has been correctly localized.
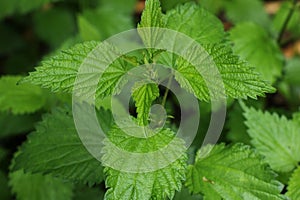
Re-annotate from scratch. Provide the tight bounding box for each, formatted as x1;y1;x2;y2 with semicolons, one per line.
138;0;164;48
165;3;225;44
12;107;109;185
174;44;275;101
132;82;160;126
0;76;46;114
102;126;187;200
23;41;133;101
186;144;286;200
244;107;300;172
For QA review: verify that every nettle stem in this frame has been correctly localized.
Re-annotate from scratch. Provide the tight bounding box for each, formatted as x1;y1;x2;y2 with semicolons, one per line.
161;74;173;107
277;0;298;44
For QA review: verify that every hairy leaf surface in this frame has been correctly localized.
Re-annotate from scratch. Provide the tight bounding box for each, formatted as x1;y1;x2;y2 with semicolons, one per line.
23;41;133;101
186;144;286;200
102;126;187;200
132;82;160;126
174;44;275;101
287;166;300;199
138;0;164;49
244;107;300;172
13;107;109;185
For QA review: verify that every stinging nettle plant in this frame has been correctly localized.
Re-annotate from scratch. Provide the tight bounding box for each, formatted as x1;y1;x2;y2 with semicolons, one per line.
3;0;300;200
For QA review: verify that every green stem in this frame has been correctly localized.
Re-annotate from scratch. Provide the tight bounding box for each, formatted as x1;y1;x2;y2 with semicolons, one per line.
277;0;298;44
161;74;173;107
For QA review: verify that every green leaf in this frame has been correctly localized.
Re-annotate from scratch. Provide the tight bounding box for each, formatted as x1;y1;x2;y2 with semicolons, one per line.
95;56;133;100
13;106;106;185
284;58;300;86
287;166;300;199
199;0;225;14
138;0;164;48
24;41;133;101
78;7;133;41
186;144;286;200
160;0;191;11
0;112;40;139
33;8;76;48
165;3;225;44
138;0;164;29
160;4;274;100
230;22;283;84
132;82;160;126
102;126;187;200
225;103;250;144
273;2;300;38
9;170;73;200
0;76;47;114
174;44;275;101
23;41;98;93
224;0;271;29
244;107;300;172
78;15;102;41
173;187;203;200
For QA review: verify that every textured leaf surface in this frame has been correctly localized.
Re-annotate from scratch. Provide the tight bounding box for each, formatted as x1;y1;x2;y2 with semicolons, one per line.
13;107;106;185
138;0;164;48
244;107;300;172
161;4;274;100
0;76;46;114
287;166;300;199
102;126;187;200
230;22;283;83
95;57;132;100
23;41;132;100
9;170;73;200
165;3;225;44
23;41;98;93
186;144;286;200
174;44;275;101
132;83;160;125
139;0;163;28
